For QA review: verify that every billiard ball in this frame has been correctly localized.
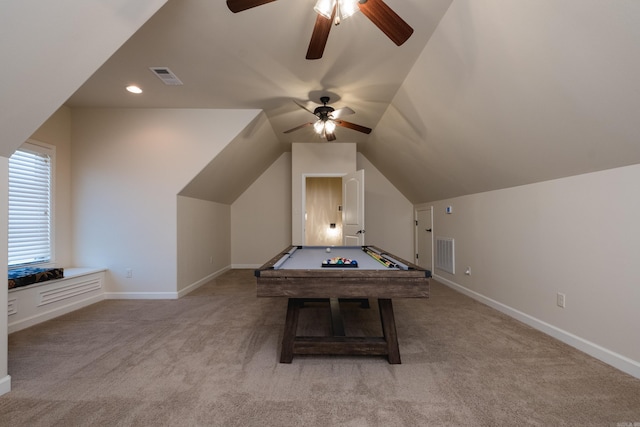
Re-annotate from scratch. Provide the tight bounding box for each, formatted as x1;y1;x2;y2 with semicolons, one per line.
326;247;331;253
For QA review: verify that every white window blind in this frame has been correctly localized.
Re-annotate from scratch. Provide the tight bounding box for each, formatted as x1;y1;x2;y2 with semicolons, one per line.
8;144;53;267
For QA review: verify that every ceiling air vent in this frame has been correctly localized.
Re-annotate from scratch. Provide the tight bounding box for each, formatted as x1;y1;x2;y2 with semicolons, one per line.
149;67;183;86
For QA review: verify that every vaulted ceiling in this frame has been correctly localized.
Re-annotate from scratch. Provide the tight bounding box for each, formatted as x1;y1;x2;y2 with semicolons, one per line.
66;0;453;138
63;0;453;204
11;1;640;204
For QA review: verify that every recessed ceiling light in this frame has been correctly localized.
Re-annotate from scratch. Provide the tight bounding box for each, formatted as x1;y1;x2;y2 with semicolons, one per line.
126;85;143;94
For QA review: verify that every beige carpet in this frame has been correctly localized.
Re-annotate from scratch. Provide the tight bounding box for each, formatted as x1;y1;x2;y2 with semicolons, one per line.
1;269;639;426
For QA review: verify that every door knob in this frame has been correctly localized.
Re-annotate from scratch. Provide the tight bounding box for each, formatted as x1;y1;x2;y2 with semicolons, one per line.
426;228;432;232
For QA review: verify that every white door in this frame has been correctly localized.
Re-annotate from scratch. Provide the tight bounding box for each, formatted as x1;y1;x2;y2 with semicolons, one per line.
416;207;433;270
342;170;365;246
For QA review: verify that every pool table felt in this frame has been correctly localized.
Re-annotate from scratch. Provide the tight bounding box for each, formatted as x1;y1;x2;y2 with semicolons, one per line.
277;246;398;270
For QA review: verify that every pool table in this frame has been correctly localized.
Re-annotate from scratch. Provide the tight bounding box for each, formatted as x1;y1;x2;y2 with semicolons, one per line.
255;245;431;364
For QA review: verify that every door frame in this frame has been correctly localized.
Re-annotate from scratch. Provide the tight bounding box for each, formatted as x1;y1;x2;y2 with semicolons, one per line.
414;205;434;268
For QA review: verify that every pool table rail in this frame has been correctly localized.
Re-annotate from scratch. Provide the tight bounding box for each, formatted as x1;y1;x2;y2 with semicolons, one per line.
255;245;429;299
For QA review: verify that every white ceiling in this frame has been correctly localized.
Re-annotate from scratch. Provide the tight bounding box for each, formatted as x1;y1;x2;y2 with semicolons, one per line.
66;0;453;144
63;0;640;204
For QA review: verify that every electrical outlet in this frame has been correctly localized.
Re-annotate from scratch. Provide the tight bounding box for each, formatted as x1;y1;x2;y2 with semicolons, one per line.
557;292;566;308
126;268;133;278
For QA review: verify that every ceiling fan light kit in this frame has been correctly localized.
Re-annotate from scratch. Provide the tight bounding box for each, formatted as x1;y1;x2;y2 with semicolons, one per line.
314;0;335;20
314;118;336;135
226;0;413;59
284;96;371;141
323;120;337;134
314;0;359;23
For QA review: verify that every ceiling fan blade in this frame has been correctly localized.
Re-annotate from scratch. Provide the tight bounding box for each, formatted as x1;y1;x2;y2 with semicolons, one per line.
306;6;335;60
284;122;314;134
331;106;355;118
326;132;337;142
294;100;316;115
358;0;414;46
335;120;372;134
226;0;277;13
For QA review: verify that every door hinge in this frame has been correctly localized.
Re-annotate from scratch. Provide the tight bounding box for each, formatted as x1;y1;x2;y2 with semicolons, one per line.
415;220;418;226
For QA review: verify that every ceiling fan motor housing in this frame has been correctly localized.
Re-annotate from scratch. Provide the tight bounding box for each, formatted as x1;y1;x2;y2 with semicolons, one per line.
315;96;334;120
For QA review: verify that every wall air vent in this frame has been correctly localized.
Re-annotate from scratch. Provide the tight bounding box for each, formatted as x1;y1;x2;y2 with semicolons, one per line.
435;237;455;274
149;67;183;86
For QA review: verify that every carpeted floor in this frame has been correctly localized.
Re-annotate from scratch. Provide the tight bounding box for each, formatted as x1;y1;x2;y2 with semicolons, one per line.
1;269;639;426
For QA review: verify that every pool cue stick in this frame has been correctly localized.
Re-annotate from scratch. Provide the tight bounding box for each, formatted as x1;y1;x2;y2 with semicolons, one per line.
365;249;394;268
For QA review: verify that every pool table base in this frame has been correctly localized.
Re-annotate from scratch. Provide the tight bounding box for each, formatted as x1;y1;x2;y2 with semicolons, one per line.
279;297;401;364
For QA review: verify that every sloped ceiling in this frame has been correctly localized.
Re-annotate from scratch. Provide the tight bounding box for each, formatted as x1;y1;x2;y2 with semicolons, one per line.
65;0;640;204
0;0;168;157
179;111;286;204
63;0;453;204
66;0;453;136
362;0;640;203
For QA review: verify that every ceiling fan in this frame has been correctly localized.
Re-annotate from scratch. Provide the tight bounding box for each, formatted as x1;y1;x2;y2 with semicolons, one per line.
226;0;414;59
284;96;372;141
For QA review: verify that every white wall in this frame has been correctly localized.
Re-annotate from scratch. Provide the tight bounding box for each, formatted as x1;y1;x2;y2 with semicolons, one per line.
357;153;415;261
71;108;260;296
287;145;413;257
230;149;415;266
428;164;640;377
177;196;231;293
231;152;292;267
0;158;9;394
291;143;357;245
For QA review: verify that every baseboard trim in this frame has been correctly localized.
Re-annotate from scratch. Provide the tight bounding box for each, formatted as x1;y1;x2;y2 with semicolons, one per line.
177;266;231;298
231;264;262;269
0;375;11;396
104;292;179;300
102;266;235;300
434;274;640;380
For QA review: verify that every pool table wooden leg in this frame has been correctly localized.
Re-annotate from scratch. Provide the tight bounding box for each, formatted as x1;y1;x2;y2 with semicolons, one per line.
378;298;401;364
280;298;301;363
329;298;346;336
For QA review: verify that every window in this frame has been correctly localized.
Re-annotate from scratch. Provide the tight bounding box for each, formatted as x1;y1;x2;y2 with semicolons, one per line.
8;141;55;267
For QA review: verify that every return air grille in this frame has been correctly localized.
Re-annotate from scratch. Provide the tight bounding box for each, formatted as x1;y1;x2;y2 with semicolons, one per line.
8;298;17;316
435;237;455;274
38;278;102;307
149;67;183;85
